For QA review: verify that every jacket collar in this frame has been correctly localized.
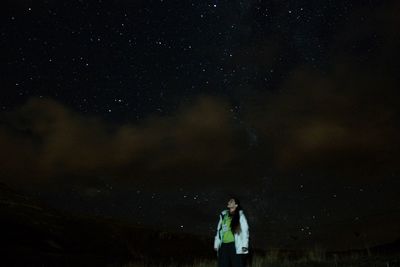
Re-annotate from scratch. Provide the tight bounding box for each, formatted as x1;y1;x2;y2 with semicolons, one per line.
224;209;243;215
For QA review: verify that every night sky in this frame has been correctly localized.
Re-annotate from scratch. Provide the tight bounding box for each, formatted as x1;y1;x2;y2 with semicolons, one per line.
1;0;400;251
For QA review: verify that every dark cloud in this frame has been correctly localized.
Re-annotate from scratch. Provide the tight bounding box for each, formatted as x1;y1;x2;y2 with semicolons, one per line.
242;2;400;183
0;95;249;191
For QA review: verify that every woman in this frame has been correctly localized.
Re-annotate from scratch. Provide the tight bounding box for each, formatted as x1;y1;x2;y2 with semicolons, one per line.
214;197;249;267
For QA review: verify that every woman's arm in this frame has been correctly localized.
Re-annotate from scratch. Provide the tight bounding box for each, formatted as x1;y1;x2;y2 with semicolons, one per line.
240;212;249;250
214;214;222;250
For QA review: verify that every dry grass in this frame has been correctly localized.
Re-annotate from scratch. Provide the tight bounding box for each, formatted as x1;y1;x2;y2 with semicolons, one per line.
119;246;400;267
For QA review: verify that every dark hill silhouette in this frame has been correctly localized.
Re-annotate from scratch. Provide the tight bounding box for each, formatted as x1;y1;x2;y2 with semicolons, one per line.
2;181;399;266
369;237;400;255
0;182;215;266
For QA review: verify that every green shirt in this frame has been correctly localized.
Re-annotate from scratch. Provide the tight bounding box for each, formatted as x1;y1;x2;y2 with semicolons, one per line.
221;212;235;243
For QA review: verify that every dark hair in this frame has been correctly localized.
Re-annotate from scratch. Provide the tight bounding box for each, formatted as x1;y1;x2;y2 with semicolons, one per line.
227;196;243;234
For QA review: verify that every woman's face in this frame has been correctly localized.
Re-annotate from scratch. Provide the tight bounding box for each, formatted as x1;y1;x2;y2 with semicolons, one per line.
227;198;238;211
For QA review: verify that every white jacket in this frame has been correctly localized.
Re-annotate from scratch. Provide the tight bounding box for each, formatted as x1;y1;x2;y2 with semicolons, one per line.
214;209;249;254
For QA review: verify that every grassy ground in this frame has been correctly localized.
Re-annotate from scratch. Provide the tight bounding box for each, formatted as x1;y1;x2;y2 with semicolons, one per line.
119;247;400;267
